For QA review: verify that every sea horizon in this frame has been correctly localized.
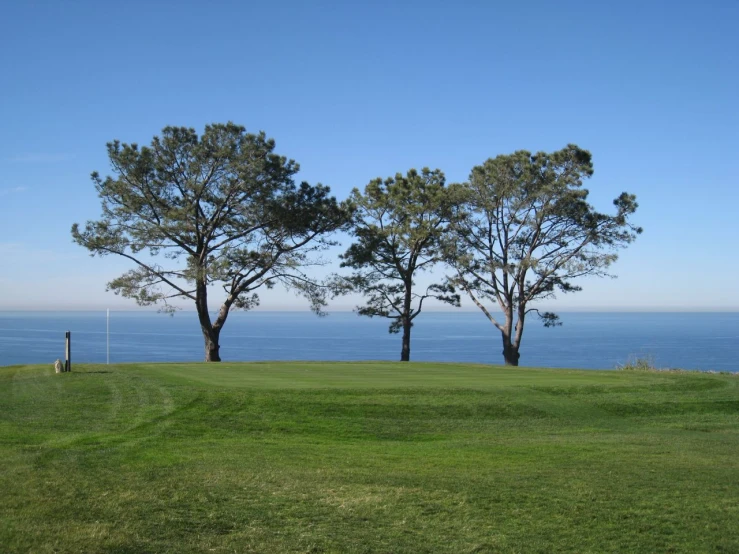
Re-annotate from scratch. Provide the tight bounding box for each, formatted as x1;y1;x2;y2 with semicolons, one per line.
2;307;738;313
1;311;738;372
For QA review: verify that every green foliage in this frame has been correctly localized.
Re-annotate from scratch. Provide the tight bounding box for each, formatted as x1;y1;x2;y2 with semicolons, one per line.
2;362;738;552
339;169;461;357
446;145;642;364
617;354;659;371
72;123;351;359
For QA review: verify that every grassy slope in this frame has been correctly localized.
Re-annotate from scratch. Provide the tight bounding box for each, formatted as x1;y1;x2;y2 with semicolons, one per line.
1;361;737;553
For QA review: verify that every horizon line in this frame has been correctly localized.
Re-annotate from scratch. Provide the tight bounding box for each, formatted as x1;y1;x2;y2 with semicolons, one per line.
1;307;739;314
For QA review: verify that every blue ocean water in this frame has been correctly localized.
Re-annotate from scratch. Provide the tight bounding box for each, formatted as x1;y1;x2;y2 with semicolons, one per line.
0;311;737;371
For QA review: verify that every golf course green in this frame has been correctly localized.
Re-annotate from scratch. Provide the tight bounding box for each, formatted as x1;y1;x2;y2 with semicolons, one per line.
1;361;737;552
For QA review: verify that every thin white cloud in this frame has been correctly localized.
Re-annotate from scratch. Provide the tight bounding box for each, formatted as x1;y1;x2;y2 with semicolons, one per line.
0;186;28;196
8;153;72;163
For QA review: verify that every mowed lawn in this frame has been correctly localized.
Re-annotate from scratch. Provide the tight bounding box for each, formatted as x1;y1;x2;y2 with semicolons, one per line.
1;362;738;553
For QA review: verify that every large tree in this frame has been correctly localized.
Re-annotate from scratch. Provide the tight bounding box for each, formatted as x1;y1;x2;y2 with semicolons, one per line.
340;168;460;361
72;123;351;361
446;145;641;366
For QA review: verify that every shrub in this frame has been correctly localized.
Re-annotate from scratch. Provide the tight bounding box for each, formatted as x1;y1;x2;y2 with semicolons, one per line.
617;355;658;371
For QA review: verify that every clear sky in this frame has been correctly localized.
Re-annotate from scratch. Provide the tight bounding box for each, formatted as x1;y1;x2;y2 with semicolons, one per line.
1;0;737;311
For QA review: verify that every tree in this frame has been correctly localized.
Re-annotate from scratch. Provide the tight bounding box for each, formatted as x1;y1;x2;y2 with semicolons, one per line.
340;168;460;361
445;145;641;366
72;123;351;362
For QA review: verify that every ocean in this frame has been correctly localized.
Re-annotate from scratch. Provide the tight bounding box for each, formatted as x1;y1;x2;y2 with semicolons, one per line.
0;311;737;372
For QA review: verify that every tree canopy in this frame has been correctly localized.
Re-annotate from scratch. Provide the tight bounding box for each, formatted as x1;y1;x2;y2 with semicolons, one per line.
445;145;641;365
72;123;351;361
340;168;460;361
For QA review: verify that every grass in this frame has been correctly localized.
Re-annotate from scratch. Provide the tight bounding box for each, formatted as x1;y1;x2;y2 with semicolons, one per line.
1;361;738;553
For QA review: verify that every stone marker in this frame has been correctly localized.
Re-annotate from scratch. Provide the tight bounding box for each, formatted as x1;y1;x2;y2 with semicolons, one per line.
54;359;64;374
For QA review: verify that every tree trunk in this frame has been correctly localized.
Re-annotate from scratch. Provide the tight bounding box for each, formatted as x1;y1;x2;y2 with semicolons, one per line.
202;327;221;362
195;276;222;362
500;328;520;366
400;281;413;362
502;342;520;366
400;317;411;362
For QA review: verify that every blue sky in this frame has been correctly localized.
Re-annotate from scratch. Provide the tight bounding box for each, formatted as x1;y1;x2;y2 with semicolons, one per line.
1;0;737;311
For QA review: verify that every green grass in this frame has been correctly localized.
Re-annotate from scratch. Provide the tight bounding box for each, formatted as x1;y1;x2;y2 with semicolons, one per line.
1;361;738;553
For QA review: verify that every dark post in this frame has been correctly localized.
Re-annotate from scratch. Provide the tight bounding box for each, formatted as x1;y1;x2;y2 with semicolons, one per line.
65;331;71;372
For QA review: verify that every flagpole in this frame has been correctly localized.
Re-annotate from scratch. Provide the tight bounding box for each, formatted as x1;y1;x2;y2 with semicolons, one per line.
106;309;110;365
